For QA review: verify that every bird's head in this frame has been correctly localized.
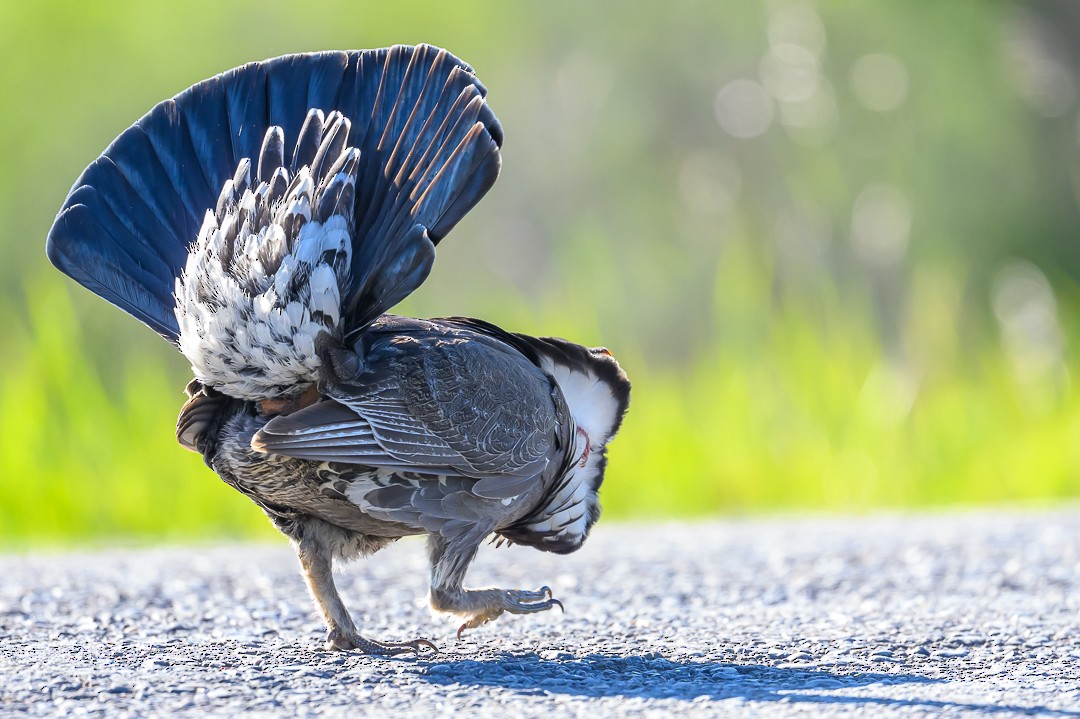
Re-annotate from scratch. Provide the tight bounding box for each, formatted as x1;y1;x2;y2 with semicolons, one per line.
497;338;631;554
560;345;631;451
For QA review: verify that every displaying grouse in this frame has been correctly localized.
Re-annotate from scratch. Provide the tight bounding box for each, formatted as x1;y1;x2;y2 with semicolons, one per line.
46;44;630;654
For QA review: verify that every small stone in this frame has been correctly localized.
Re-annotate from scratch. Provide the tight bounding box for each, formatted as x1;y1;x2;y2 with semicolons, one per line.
932;648;969;658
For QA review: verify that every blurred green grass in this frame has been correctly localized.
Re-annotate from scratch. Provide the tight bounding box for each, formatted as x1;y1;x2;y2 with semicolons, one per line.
3;251;1078;545
2;0;1080;545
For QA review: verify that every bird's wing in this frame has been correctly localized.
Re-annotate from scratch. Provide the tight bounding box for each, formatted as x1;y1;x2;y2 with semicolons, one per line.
253;397;476;475
47;44;502;342
253;338;561;491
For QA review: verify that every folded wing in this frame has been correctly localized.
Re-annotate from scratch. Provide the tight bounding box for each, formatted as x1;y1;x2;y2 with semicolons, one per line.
253;332;563;495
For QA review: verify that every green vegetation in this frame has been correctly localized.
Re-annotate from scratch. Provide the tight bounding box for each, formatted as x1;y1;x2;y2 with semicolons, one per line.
2;1;1079;545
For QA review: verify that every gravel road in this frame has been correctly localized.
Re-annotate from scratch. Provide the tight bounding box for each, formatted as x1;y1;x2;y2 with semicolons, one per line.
1;509;1077;718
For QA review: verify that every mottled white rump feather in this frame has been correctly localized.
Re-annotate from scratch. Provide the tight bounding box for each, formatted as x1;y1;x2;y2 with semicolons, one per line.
174;117;359;400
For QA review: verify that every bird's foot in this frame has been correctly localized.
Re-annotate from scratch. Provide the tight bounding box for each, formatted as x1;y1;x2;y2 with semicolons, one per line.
431;586;563;639
325;628;438;655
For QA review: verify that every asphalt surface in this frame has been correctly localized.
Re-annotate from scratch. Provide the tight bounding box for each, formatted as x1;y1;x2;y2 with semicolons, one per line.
1;509;1077;718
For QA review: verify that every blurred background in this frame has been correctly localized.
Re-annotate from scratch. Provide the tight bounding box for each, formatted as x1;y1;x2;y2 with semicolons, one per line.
2;0;1079;545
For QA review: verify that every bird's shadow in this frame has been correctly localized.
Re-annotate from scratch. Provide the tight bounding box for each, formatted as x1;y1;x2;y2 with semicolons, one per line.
412;652;1079;716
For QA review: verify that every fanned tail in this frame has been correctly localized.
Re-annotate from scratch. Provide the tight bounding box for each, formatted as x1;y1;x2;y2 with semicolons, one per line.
46;44;503;343
340;45;503;334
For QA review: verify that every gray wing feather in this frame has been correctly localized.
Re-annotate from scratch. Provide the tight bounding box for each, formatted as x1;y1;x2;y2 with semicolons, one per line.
254;400;474;475
386;339;557;478
253;337;558;484
360;477;492;538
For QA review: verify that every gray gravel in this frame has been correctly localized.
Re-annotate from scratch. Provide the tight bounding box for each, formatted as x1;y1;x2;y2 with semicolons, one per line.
1;509;1078;718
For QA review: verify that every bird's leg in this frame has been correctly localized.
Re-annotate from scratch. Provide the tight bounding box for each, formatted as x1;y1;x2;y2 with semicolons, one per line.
295;527;436;655
427;534;563;639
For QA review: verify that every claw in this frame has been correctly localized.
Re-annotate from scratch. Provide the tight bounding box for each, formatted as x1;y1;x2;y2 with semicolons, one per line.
411;638;440;655
551;598;565;614
325;628;350;651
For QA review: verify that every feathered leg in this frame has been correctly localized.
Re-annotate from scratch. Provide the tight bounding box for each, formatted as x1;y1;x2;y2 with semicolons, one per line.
427;534;563;639
294;519;436;654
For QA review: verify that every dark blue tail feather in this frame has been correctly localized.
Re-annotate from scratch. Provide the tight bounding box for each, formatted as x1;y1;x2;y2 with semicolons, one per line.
47;44;502;342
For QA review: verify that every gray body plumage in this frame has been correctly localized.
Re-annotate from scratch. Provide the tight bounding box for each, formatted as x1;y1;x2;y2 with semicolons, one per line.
189;314;617;556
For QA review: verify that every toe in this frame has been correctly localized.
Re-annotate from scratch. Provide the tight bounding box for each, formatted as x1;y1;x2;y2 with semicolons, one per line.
502;596;564;614
324;628;438;656
504;586;553;602
375;638;439;656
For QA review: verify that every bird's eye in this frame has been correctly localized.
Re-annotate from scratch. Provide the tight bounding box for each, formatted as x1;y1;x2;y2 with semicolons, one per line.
576;427;591;468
